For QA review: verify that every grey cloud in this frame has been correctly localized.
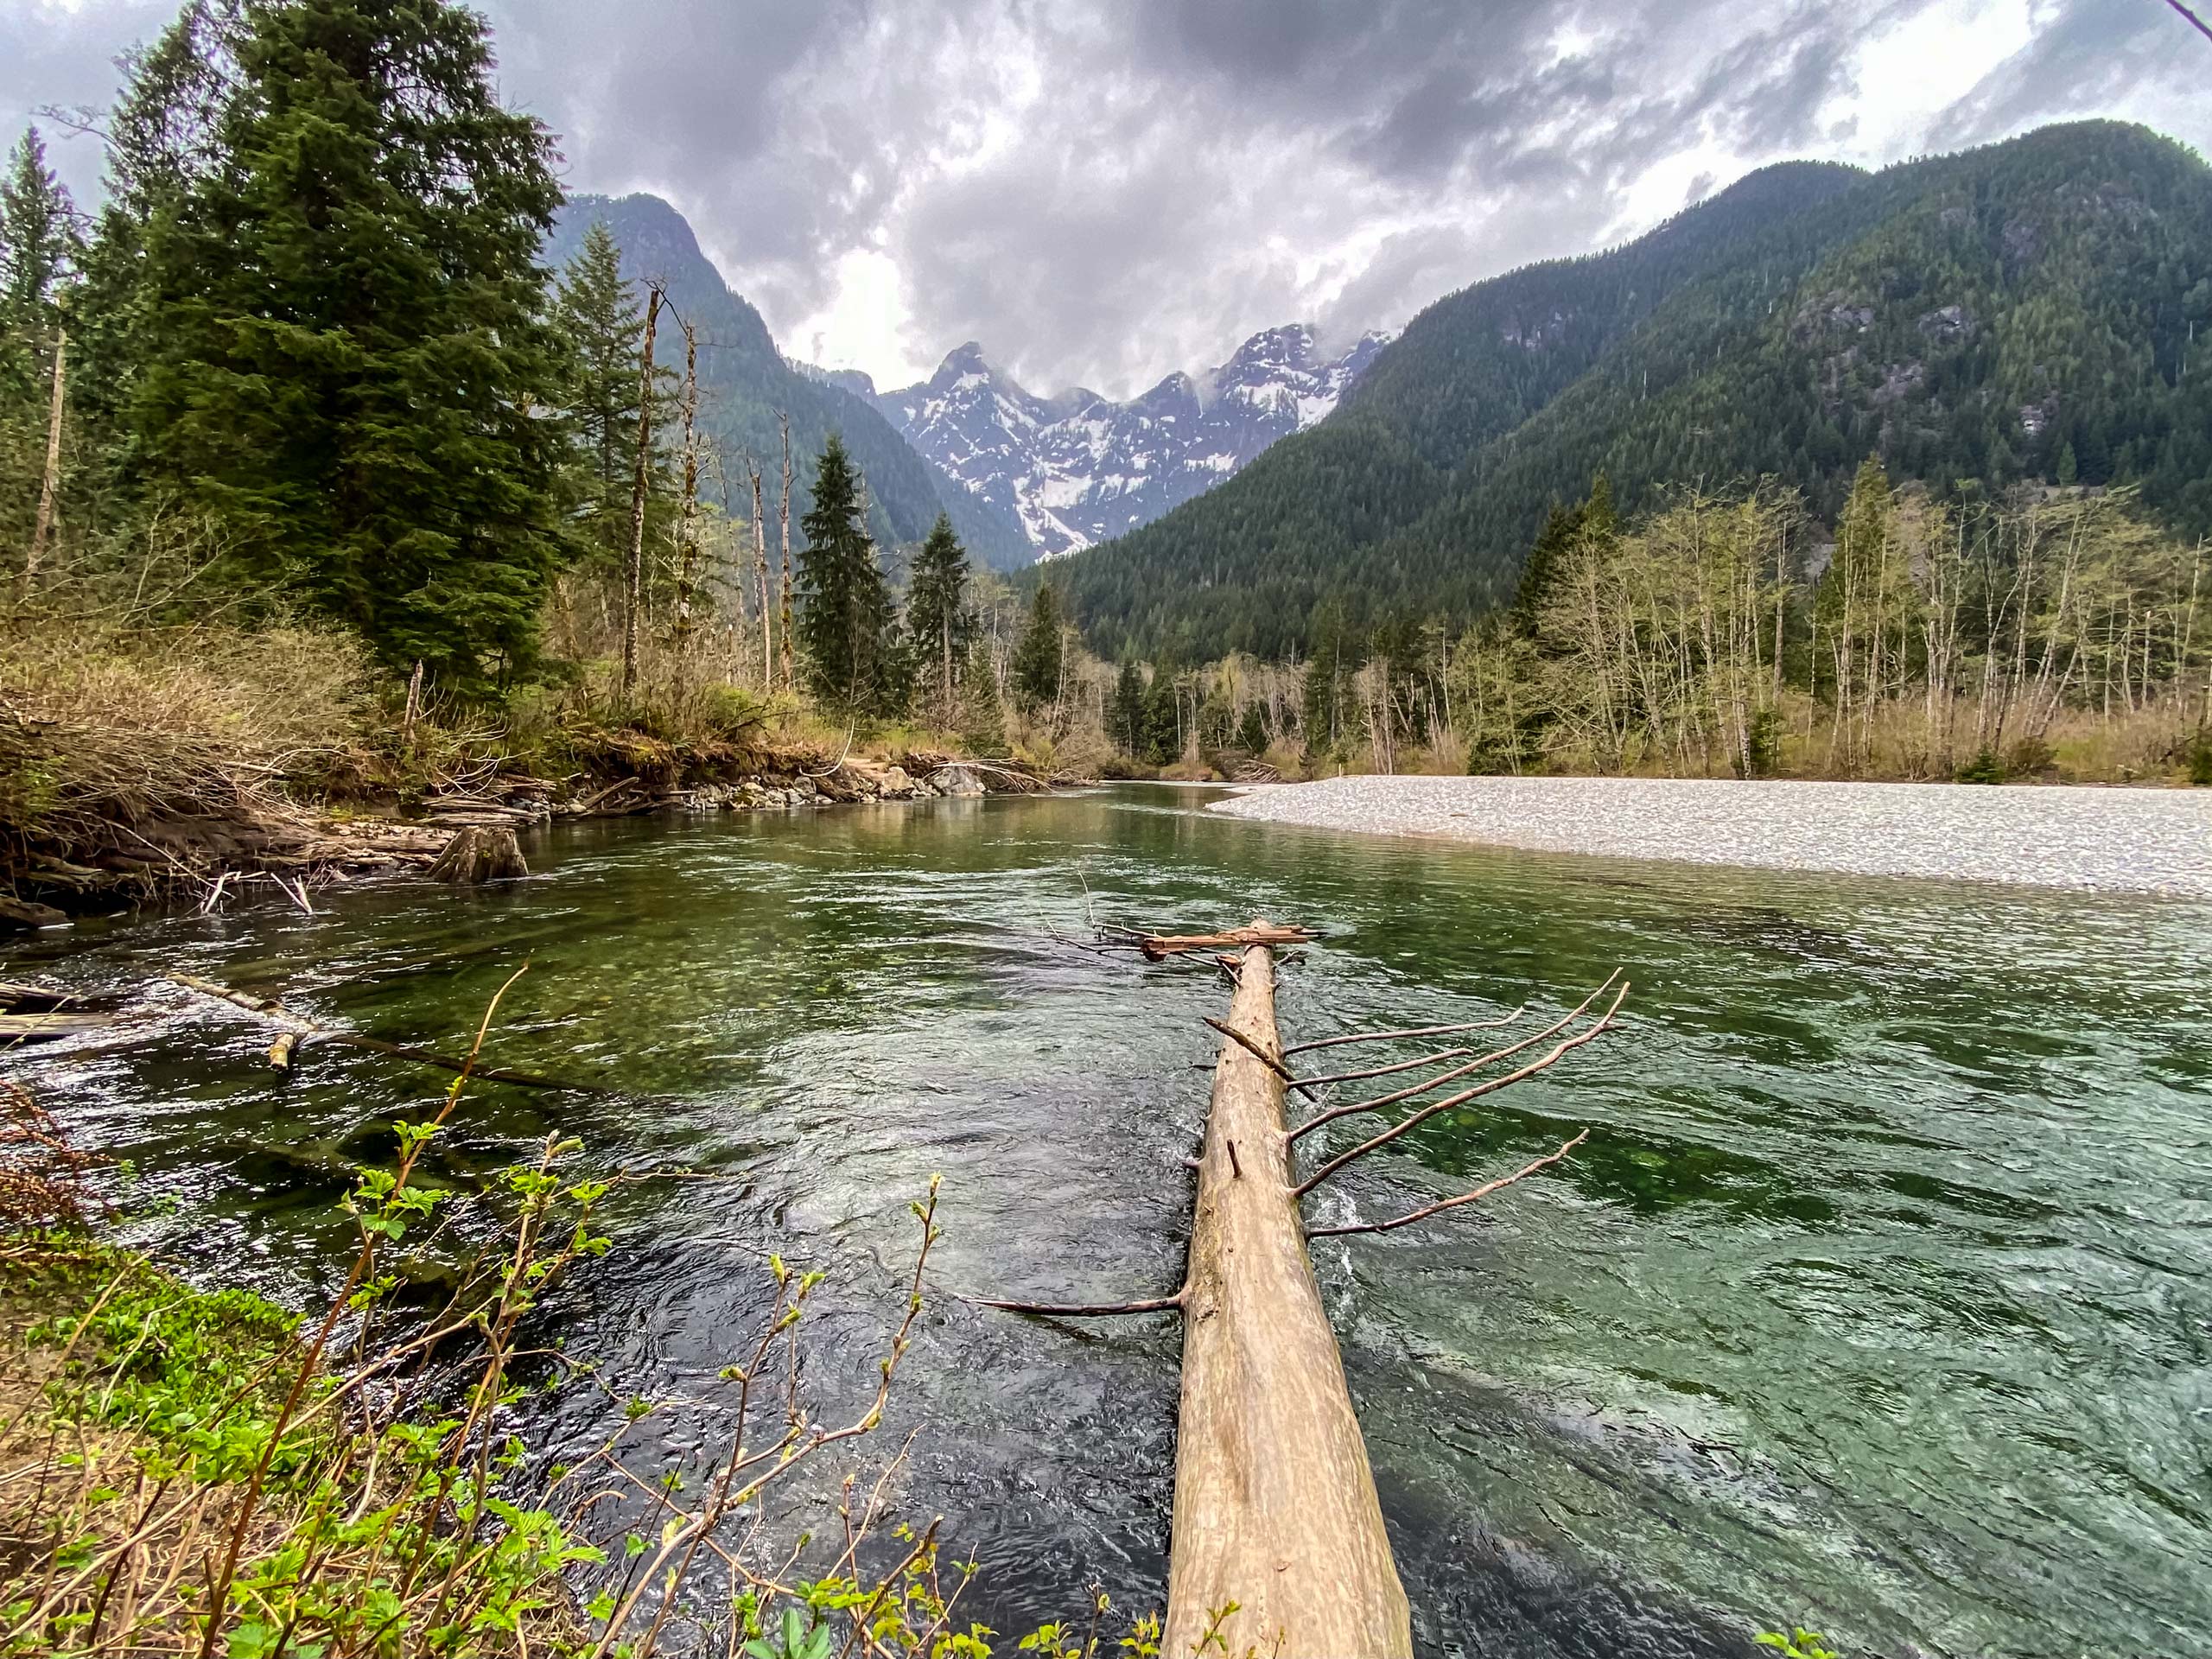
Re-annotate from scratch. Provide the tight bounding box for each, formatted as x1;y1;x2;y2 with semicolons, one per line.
3;0;2206;399
1925;0;2177;150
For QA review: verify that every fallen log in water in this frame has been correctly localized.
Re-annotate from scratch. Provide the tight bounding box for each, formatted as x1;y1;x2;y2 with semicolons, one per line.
0;1011;115;1041
1165;935;1411;1655
981;920;1624;1656
162;972;602;1092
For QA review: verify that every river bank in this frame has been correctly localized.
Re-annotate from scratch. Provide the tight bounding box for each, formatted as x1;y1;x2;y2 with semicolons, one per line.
1208;773;2212;896
0;704;1045;929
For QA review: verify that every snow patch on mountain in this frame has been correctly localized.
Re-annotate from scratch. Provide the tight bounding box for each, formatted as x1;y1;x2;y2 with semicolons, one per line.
874;324;1390;559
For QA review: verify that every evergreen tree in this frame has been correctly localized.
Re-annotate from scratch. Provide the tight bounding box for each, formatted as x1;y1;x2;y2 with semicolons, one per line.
1144;662;1183;765
1010;583;1065;715
127;0;569;693
1109;659;1147;754
1513;499;1585;633
0;127;78;340
1235;701;1268;754
904;514;975;715
958;639;1009;756
795;434;903;717
553;219;646;565
65;3;243;483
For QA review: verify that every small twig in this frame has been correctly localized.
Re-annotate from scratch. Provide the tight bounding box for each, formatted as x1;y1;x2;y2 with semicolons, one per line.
2164;0;2212;47
1308;1129;1589;1238
1226;1140;1242;1180
1281;1006;1527;1057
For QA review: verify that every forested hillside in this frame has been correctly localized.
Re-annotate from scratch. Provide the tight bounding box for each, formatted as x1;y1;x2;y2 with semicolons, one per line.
544;196;1033;570
1052;122;2212;659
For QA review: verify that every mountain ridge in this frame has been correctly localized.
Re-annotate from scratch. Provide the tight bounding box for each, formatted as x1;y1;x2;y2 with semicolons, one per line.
1042;121;2212;659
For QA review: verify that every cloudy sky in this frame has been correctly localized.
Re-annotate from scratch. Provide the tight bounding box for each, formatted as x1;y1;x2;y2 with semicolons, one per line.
4;0;2207;397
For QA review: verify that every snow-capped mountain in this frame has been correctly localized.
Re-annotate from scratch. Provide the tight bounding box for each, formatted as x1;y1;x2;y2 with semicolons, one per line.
859;324;1389;559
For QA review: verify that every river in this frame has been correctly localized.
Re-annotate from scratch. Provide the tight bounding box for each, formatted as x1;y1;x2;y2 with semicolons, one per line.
9;785;2209;1658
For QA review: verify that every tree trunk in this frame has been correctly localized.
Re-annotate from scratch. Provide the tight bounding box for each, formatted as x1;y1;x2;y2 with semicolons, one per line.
751;466;772;685
671;322;702;648
1163;938;1412;1659
621;289;663;702
23;327;67;601
778;412;795;692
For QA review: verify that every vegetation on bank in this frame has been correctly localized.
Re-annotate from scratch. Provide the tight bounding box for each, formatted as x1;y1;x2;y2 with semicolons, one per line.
1061;466;2210;786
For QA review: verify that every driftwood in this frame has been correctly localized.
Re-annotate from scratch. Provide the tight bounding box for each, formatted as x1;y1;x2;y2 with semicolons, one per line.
0;1012;115;1041
163;973;600;1092
988;914;1626;1656
1137;923;1317;962
427;824;527;884
1164;935;1413;1656
0;981;73;1012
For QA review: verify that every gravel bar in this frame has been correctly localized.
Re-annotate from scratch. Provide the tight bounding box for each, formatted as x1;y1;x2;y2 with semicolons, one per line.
1208;775;2212;896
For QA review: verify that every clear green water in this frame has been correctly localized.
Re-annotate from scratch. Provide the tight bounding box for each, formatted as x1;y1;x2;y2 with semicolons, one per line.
10;786;2209;1658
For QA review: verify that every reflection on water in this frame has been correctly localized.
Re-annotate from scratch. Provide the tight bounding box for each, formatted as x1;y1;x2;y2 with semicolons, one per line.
10;786;2210;1659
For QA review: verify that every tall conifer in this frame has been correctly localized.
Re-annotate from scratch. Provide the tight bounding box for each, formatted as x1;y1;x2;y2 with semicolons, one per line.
1011;584;1065;715
554;219;646;566
904;513;974;717
795;434;902;717
128;0;569;692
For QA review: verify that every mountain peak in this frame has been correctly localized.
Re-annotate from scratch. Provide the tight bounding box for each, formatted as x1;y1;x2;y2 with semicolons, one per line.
878;321;1388;557
935;340;1001;381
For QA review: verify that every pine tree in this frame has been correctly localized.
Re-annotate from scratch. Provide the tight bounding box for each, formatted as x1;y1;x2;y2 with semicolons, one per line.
1513;499;1585;633
1145;661;1182;765
1109;659;1147;754
554;219;646;566
1011;584;1065;715
68;2;244;467
0;127;78;341
1;125;79;566
127;0;569;694
904;513;975;717
795;434;903;717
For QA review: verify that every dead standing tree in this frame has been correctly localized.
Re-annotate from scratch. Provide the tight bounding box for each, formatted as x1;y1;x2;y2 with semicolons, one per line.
982;918;1624;1658
620;283;666;702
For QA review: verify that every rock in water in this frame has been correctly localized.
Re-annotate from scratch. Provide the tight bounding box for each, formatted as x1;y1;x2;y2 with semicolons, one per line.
931;765;986;798
429;825;528;885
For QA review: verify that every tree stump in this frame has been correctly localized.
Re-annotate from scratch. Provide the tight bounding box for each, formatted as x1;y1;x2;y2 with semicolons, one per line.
428;825;527;884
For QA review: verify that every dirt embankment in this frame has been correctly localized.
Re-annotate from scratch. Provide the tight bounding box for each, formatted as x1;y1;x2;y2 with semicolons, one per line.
0;713;1057;931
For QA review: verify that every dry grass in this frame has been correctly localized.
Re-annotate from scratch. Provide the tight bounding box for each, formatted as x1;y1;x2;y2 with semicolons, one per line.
0;621;374;752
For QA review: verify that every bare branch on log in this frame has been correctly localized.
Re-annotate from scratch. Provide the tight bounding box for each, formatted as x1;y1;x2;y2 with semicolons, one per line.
1288;976;1620;1145
1307;1130;1590;1239
1201;1015;1314;1096
966;1288;1187;1319
1141;924;1316;961
1294;982;1627;1198
1296;1045;1476;1089
1282;1005;1526;1058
